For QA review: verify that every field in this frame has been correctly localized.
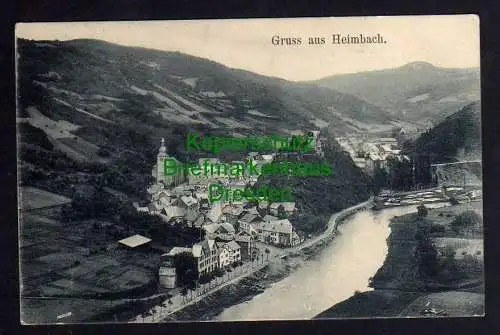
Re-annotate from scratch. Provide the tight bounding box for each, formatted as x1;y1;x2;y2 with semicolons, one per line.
20;187;71;210
19;186;165;323
21;297;126;324
21;206;161;296
315;290;423;319
400;291;484;317
341;200;485;318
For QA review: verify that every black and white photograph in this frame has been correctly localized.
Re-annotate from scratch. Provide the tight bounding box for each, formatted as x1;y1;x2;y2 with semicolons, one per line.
15;15;483;324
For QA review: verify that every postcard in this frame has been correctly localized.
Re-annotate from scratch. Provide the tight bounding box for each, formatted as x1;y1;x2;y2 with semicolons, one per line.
15;15;482;324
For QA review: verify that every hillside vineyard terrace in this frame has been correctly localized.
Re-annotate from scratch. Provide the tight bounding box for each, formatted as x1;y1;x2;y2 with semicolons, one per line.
185;132;315;154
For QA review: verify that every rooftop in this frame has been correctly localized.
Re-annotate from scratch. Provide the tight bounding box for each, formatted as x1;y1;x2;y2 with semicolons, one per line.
118;234;152;248
166;246;192;256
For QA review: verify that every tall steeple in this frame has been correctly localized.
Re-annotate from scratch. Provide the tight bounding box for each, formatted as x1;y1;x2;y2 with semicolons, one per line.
158;137;167;156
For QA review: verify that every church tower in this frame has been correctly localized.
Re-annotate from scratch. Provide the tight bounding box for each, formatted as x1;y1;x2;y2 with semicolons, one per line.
157;137;168;183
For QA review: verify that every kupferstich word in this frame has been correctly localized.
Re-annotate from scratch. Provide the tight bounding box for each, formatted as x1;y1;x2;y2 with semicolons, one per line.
332;33;386;45
186;132;314;154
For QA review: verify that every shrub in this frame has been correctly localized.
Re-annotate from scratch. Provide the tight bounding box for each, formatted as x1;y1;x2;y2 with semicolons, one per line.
417;204;428;218
452;210;482;229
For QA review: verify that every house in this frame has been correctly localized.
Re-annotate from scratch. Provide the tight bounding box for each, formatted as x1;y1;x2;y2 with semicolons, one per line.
159;247;192;288
225;240;241;263
243;206;260;215
254;219;297;247
217;240;241;266
222;205;244;225
262;215;279;222
257;201;269;212
206;202;223;223
202;222;236;241
202;223;220;239
192;214;206;228
237;212;262;234
148;201;163;215
192;239;219;275
235;230;257;260
161;206;187;221
217;242;232;268
214;222;236;241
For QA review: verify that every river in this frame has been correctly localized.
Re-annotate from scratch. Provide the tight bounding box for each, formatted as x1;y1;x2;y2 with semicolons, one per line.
216;203;449;321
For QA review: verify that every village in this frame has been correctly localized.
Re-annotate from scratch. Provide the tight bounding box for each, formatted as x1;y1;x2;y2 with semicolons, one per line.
334;128;413;176
121;135;319;292
120;129;414;293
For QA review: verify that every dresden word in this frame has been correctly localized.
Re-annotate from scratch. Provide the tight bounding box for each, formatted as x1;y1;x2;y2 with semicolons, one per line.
208;184;293;203
164;158;333;178
185;132;314;154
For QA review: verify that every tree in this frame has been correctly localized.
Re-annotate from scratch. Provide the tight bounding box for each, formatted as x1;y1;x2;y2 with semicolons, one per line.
451;210;482;230
372;166;388;194
175;252;199;287
277;205;287;219
417;204;429;218
415;231;439;278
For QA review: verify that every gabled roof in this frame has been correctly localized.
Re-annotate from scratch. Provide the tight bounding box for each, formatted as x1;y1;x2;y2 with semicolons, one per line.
239;212;259;223
148;202;162;212
244;207;260;215
186;208;201;222
166;246;192;256
206;203;222;223
159;196;173;207
257;201;269;209
118;234;152;248
262;215;279;222
256;219;293;234
180;195;198;207
225;240;241;251
193;214;206;227
203;223;220;235
218;222;236;234
222;205;244;216
165;206;187;219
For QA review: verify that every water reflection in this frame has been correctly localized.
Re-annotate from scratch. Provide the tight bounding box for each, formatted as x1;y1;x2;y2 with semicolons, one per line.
216;203;450;321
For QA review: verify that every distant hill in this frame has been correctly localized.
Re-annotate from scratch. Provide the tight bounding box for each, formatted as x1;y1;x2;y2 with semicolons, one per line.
312;61;480;127
402;101;481;187
414;101;481;163
17;38;375;227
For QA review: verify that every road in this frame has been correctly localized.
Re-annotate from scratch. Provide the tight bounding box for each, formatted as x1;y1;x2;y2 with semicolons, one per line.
132;196;374;323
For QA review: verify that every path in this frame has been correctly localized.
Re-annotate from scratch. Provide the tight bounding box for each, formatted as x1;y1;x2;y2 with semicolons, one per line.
131;197;374;323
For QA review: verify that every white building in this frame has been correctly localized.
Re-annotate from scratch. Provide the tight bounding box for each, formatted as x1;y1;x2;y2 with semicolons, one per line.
151;138;185;187
159;247;192;288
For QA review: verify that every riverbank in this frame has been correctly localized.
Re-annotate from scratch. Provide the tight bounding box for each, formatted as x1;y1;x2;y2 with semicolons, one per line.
315;200;484;318
131;197;374;322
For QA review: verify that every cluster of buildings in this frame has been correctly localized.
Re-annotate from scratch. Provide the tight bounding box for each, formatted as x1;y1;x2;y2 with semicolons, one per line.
335;129;410;175
135;137;308;289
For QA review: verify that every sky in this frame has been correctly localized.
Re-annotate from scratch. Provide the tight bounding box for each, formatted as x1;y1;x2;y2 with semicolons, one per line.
16;15;480;81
